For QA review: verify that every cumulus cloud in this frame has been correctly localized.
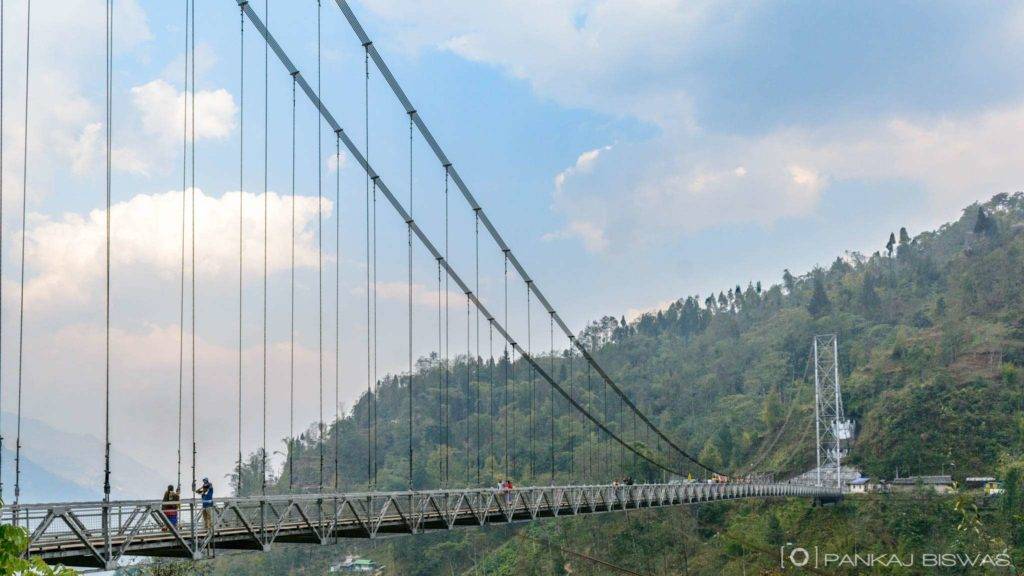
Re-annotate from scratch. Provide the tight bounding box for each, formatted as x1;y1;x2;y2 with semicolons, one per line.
554;145;612;195
542;220;609;254
361;0;730;126
353;281;463;308
0;0;152;198
131;80;237;143
24;188;329;310
354;0;1024;253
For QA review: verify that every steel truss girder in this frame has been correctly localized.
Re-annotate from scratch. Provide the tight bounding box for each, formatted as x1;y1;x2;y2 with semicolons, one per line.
6;483;838;567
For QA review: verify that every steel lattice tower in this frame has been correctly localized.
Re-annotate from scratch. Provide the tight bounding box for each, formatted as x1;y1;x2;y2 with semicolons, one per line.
813;334;851;488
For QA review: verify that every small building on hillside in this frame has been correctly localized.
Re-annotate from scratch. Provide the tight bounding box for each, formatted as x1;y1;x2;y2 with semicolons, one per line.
848;476;871;494
965;476;996;490
890;475;954;494
330;555;385;574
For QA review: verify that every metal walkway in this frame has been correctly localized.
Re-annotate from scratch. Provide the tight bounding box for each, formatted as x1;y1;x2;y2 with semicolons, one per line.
8;482;838;569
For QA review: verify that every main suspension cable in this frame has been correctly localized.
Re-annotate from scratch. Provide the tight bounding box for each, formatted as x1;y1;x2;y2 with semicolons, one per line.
239;3;691;477
333;1;716;476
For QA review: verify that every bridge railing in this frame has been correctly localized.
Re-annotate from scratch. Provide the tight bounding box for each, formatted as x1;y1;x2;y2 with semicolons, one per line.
4;482;840;568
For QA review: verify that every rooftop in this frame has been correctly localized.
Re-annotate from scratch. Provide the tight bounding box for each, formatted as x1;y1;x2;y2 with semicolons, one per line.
891;475;952;485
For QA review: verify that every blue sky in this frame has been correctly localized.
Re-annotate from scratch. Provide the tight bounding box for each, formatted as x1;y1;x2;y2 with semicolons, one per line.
4;0;1024;495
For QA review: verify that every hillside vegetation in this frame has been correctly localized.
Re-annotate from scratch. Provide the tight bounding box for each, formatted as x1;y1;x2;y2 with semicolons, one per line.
144;193;1024;574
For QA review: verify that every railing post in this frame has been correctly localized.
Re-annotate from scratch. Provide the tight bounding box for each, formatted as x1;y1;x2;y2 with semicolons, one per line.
102;502;111;569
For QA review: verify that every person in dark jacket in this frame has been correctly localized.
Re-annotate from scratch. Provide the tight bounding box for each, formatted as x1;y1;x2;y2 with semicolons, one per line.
162;485;180;528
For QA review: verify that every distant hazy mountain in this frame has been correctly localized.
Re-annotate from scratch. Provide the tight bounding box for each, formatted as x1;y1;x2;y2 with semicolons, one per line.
0;412;161;502
0;447;94;503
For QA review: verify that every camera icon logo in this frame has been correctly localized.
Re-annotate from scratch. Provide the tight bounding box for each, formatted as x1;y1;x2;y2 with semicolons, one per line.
780;544;812;568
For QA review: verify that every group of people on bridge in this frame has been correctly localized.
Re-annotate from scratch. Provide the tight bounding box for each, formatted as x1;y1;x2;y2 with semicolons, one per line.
160;478;214;531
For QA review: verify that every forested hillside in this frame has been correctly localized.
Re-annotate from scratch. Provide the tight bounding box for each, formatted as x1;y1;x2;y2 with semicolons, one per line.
160;192;1024;575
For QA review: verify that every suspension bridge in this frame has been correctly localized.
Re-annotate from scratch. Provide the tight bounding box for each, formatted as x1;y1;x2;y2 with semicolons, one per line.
0;0;841;569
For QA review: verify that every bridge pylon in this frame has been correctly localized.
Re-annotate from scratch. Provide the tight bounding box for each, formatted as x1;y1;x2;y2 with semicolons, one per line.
813;334;853;488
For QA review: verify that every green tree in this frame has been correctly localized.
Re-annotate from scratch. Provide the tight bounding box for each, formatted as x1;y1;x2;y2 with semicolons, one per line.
974;206;996;236
807;273;831;318
0;524;76;575
782;269;796;294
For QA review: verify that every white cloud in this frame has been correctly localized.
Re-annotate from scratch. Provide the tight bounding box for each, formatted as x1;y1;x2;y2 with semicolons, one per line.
625;298;676;323
0;0;153;199
554;144;613;194
24;188;330;309
542;219;609;254
353;281;462;308
131;80;237;144
355;0;1024;252
327;150;349;173
110;79;238;176
360;0;731;126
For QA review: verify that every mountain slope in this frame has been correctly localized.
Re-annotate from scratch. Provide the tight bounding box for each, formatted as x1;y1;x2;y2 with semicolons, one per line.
206;193;1024;575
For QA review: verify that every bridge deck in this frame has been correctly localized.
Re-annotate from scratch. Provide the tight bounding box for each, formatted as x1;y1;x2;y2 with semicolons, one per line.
4;482;839;569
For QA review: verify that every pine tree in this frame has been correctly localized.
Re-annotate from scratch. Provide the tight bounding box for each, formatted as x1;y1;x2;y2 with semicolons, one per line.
974;206;996;237
808;273;831;318
782;269;796;294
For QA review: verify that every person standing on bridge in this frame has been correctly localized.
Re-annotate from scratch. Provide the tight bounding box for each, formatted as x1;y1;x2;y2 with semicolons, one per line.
162;484;180;528
195;477;214;532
